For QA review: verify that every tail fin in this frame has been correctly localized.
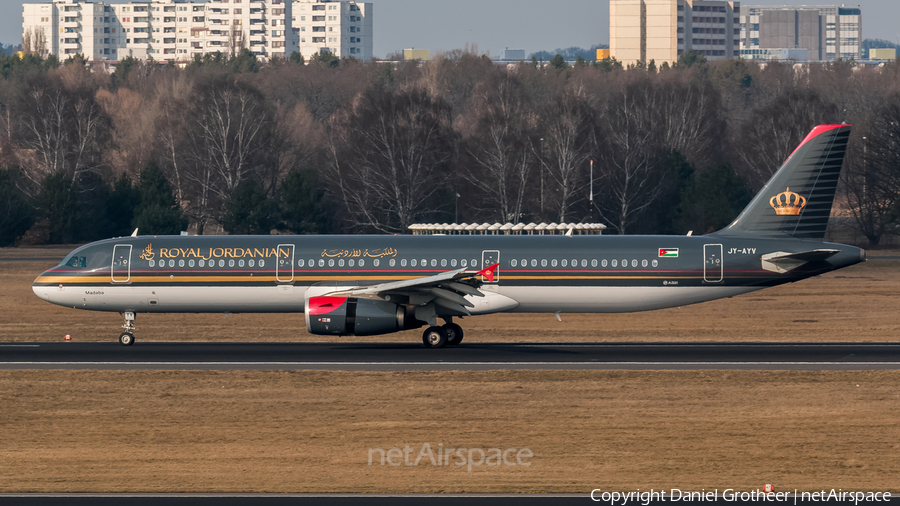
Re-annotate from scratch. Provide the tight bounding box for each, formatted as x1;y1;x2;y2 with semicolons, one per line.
716;124;851;240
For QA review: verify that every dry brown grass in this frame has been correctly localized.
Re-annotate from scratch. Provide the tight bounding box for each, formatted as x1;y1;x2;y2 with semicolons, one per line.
0;370;898;493
3;255;899;343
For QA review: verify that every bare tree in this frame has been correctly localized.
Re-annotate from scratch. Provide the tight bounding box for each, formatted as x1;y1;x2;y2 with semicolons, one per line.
184;78;272;233
538;90;595;222
734;87;839;189
842;97;900;244
326;85;456;232
459;72;537;223
593;77;667;234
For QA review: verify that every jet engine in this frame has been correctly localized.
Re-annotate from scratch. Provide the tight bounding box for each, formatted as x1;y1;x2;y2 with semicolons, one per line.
305;296;422;336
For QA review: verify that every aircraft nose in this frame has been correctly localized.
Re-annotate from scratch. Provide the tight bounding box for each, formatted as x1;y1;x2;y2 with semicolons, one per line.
32;273;54;302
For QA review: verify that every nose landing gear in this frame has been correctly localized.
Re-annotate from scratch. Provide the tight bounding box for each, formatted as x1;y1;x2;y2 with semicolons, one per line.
119;312;136;346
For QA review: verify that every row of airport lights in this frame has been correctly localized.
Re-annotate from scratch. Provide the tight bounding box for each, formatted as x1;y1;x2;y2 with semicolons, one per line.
408;222;607;235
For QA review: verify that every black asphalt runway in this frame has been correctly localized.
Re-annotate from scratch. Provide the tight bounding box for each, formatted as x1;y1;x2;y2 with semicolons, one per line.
2;342;900;370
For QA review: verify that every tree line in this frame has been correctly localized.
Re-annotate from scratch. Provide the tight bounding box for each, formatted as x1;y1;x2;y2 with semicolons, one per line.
0;49;899;247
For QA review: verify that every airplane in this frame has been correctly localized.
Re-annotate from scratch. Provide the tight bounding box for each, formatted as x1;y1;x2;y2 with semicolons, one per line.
33;124;865;348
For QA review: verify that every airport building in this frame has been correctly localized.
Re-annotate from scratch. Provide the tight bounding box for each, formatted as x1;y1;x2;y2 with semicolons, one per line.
22;0;371;63
609;0;741;66
740;5;862;61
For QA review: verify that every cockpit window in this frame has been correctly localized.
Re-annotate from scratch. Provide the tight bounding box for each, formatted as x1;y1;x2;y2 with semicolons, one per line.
65;256;87;268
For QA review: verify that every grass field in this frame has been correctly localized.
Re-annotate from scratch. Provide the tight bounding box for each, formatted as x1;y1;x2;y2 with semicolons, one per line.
3;247;899;343
1;370;898;493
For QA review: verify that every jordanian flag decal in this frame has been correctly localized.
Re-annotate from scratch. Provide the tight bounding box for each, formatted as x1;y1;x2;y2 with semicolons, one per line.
658;248;679;258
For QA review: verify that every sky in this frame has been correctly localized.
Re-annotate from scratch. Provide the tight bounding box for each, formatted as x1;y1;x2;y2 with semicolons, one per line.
1;0;898;57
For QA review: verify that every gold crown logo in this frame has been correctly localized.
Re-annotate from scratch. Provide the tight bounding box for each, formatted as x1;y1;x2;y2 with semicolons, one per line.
769;187;807;216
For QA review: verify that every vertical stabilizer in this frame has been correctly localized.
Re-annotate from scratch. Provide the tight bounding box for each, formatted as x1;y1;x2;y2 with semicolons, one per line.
716;124;851;240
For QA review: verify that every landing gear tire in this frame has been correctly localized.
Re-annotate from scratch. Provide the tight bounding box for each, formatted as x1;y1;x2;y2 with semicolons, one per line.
422;326;448;348
444;323;464;346
119;332;135;346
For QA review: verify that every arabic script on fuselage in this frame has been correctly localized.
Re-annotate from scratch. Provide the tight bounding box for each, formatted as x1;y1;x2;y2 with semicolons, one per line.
321;247;398;259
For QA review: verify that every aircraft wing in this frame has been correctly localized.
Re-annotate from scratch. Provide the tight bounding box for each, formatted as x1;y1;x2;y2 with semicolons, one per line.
761;249;841;273
322;263;500;316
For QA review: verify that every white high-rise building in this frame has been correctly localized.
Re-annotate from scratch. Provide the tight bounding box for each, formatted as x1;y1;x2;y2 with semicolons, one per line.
22;0;291;62
290;0;372;60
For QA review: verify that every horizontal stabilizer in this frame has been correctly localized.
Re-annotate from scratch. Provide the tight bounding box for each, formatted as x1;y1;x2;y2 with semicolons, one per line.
761;249;840;273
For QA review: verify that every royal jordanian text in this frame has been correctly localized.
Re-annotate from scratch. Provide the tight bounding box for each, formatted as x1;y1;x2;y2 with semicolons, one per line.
590;489;892;505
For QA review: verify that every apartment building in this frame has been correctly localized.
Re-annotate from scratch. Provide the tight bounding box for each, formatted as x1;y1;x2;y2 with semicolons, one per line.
610;0;740;66
740;5;862;61
290;0;372;60
23;0;291;62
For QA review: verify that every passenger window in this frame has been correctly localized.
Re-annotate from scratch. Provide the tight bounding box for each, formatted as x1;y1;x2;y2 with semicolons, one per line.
520;258;526;267
199;260;205;267
541;259;547;267
349;259;355;267
401;259;408;267
511;259;518;267
373;259;380;267
308;259;314;267
249;260;255;268
652;259;659;267
169;260;175;267
461;259;468;267
421;259;427;267
359;259;365;267
642;259;648;267
228;259;235;267
327;259;334;267
318;259;325;267
531;259;537;267
602;259;608;267
621;259;627;267
471;259;478;267
259;260;265;268
451;259;457;267
441;259;447;267
591;259;598;267
189;259;195;267
431;259;437;267
390;259;396;267
561;259;567;267
632;259;638;267
551;259;558;267
571;259;577;266
581;259;587;267
298;259;305;267
178;259;185;267
218;260;225;267
149;260;156;267
612;260;618;267
239;259;245;267
338;259;345;267
411;259;418;267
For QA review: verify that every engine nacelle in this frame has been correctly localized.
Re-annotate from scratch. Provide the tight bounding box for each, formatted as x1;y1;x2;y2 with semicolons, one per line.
305;296;421;336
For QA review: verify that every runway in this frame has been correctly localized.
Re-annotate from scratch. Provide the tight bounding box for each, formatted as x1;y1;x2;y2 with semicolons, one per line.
2;342;900;370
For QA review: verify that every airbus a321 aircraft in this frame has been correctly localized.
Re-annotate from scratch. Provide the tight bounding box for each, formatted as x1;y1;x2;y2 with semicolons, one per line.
34;124;865;347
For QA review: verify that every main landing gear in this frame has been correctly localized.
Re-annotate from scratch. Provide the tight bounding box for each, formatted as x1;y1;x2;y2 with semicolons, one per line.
421;320;464;348
119;311;136;346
